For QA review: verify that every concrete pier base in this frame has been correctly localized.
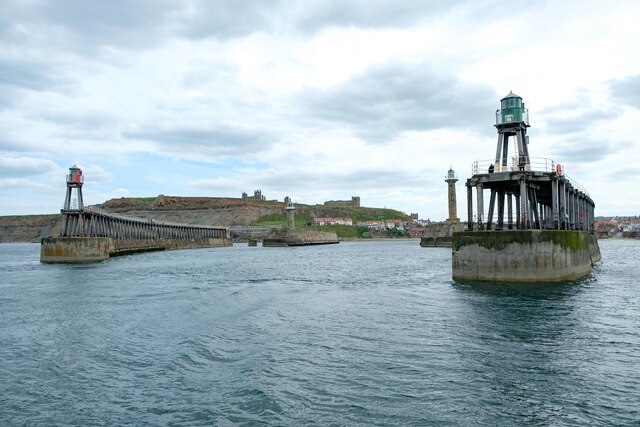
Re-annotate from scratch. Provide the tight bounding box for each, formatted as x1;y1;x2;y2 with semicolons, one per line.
41;236;232;263
263;229;339;247
452;230;601;282
420;236;452;247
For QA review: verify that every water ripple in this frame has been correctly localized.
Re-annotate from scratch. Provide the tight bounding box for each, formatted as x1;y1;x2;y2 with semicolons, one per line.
0;241;638;425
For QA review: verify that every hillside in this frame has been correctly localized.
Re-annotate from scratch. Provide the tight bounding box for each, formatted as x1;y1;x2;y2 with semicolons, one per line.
0;214;62;243
98;196;409;225
0;196;410;242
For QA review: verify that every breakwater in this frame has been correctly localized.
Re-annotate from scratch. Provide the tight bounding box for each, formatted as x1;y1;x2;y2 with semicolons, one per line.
40;236;232;263
263;229;339;247
452;230;601;282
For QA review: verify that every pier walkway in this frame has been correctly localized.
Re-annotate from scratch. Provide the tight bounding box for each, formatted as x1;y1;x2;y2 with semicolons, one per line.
61;207;228;240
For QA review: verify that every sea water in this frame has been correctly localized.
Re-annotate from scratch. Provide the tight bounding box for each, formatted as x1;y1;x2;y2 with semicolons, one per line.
0;240;638;425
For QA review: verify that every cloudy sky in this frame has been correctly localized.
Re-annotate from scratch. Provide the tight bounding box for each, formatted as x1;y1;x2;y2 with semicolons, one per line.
1;0;639;219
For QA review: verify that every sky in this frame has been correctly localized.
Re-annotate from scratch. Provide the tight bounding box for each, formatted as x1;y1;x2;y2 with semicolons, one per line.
1;0;639;220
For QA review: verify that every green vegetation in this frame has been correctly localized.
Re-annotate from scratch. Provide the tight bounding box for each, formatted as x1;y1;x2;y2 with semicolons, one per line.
311;205;410;222
252;214;312;228
452;230;590;251
250;204;412;239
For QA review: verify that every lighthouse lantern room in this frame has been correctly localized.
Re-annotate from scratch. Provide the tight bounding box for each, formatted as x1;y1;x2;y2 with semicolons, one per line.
63;165;84;211
493;91;531;173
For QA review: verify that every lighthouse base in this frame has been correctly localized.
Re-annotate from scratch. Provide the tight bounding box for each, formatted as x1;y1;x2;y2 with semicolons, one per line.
452;230;601;282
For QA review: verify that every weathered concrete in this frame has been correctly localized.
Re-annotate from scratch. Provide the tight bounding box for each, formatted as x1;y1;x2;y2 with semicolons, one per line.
41;236;232;263
419;221;466;248
420;236;452;247
452;230;601;282
263;229;339;247
41;237;114;263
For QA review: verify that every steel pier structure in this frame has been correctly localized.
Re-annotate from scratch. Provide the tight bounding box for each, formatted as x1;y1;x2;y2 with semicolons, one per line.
61;207;228;240
464;157;595;232
452;92;600;282
41;166;231;263
465;92;595;232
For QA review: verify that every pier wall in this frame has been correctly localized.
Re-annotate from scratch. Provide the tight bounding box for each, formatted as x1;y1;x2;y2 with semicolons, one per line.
452;230;601;282
41;236;232;263
420;236;452;247
263;229;339;247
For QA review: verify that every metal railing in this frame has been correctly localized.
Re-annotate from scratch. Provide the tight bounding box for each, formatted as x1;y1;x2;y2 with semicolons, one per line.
471;157;590;197
472;157;559;174
83;206;228;229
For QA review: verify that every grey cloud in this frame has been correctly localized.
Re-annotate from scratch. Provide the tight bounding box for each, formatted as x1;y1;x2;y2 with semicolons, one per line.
605;167;640;181
542;108;620;134
0;60;62;91
1;0;178;51
550;138;619;163
295;0;538;34
174;0;283;40
0;0;537;51
296;0;457;32
124;126;271;157
0;0;281;50
609;75;640;109
0;157;59;178
298;61;496;142
259;167;427;192
537;87;622;134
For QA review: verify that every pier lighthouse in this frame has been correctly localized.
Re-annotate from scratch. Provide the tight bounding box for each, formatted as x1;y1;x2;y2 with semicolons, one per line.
63;165;84;211
286;198;295;230
452;92;600;282
494;91;531;173
445;167;459;222
61;165;85;237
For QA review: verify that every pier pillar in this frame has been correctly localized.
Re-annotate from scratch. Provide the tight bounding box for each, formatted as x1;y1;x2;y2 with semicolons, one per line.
552;178;559;229
519;178;528;229
496;192;505;230
466;182;473;231
476;183;484;230
507;193;513;229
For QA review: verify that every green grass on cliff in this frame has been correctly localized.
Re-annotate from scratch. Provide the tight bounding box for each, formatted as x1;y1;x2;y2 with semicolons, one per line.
251;207;408;238
253;214;311;228
310;205;410;222
251;214;365;238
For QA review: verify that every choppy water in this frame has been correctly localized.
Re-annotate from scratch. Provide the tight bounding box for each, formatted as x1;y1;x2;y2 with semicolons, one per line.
0;240;638;425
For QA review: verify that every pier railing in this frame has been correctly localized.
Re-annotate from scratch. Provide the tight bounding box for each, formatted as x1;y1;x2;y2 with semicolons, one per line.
61;206;229;240
471;157;590;197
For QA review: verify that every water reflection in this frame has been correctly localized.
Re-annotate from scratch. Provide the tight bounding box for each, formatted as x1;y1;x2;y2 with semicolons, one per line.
450;278;595;423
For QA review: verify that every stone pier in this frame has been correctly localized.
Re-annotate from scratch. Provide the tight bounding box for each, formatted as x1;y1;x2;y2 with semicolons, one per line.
41;236;232;263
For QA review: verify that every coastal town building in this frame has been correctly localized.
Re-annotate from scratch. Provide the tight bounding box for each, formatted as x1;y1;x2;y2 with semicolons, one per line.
312;217;353;226
356;220;404;230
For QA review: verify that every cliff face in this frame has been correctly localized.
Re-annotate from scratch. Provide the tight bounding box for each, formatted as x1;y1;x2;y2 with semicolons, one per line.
99;196;410;225
100;197;285;226
0;215;62;243
0;196;411;243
